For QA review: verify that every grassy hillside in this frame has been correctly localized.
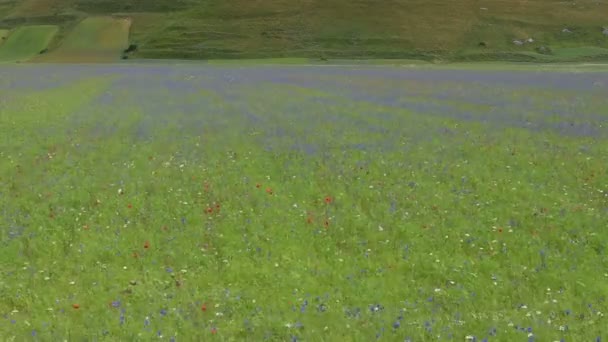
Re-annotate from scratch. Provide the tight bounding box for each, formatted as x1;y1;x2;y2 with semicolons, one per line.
0;0;607;62
0;28;8;44
0;25;58;62
34;16;131;62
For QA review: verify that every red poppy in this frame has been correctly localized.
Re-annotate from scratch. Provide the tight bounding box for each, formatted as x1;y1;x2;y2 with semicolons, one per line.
72;304;80;309
206;207;213;214
201;303;207;312
266;188;273;195
211;327;217;334
144;241;150;249
127;203;132;209
324;196;332;204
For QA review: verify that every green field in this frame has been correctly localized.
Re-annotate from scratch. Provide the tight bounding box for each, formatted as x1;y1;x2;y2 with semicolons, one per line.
0;29;8;44
0;25;58;62
34;16;131;63
0;0;607;62
0;64;607;340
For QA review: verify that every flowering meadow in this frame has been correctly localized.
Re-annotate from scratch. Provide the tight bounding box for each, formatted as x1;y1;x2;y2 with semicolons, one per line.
0;63;607;341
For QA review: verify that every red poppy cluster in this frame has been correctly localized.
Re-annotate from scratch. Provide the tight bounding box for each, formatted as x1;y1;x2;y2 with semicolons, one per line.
205;203;221;214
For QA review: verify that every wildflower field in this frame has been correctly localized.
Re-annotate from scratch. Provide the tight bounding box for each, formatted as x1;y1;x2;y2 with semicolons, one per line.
0;63;607;341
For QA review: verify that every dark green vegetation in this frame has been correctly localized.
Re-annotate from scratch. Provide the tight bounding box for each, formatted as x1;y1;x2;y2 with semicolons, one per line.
0;0;608;62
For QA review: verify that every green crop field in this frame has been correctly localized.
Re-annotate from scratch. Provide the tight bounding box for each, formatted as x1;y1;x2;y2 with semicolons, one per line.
0;0;608;340
0;25;58;62
0;29;8;43
34;16;131;63
0;63;607;340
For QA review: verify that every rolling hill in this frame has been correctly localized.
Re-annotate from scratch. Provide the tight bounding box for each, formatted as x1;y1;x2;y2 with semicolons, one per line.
0;0;607;62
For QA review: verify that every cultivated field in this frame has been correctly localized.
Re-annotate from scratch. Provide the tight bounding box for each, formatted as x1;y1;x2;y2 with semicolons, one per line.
0;29;8;43
0;25;58;63
33;16;131;63
0;63;607;341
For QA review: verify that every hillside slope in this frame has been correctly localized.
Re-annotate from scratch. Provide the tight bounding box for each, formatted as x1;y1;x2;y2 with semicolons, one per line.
33;16;130;62
0;25;58;62
0;0;607;62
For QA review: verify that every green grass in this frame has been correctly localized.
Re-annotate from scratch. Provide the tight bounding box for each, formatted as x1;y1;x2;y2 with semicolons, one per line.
551;46;608;58
1;65;607;340
205;58;435;66
34;16;130;63
0;29;9;44
0;25;58;62
1;0;608;62
120;58;608;72
0;0;15;19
